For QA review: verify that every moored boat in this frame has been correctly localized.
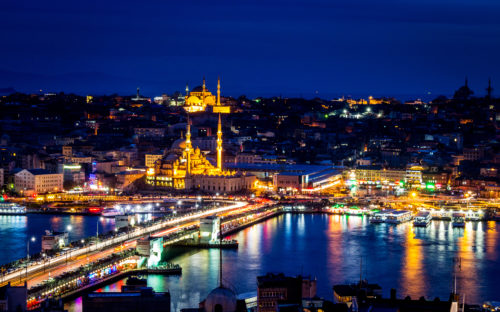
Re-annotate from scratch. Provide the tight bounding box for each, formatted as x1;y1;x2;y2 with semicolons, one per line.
370;209;394;223
101;207;124;217
0;202;27;215
452;212;466;227
385;210;412;224
413;211;432;227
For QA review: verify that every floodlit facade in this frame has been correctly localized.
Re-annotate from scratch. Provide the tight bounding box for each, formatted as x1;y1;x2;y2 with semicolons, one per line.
184;78;230;113
147;111;254;193
14;169;63;195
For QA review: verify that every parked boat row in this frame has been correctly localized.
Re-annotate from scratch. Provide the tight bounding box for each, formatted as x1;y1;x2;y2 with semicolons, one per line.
327;203;490;226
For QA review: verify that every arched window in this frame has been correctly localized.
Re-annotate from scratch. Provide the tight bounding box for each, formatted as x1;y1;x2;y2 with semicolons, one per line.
214;304;223;312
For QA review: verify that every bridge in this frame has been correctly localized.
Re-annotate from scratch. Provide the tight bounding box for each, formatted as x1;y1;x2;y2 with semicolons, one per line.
0;200;254;288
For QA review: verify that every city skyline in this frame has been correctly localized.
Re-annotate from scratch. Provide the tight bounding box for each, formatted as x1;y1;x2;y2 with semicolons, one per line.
1;1;500;311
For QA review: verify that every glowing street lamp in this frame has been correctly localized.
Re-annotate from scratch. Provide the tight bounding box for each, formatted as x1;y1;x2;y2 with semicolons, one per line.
26;236;36;278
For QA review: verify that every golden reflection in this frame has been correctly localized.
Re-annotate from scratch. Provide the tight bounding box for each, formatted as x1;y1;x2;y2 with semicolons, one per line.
326;215;345;279
400;225;426;297
485;221;498;257
456;221;478;301
242;219;263;256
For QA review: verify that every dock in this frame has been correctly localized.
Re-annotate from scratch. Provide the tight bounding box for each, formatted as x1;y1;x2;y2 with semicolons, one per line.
170;239;238;249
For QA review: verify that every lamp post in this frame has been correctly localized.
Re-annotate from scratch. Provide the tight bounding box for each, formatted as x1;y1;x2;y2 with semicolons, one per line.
66;225;72;264
42;253;46;273
26;236;36;279
96;217;103;251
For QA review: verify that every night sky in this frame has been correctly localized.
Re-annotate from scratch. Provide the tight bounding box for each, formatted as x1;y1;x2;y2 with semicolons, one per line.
1;0;499;99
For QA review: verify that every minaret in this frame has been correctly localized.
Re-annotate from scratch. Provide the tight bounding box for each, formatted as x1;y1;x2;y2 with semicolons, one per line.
217;113;223;170
486;78;493;99
217;77;221;106
202;77;206;104
185;83;189;97
185;115;193;175
136;87;140;99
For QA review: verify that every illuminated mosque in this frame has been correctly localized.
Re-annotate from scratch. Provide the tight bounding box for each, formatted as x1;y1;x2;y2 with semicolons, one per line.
146;78;255;193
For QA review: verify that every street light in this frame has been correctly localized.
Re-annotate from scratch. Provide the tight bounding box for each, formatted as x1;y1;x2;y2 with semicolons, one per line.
42;252;46;273
96;217;103;250
26;236;36;279
66;226;72;264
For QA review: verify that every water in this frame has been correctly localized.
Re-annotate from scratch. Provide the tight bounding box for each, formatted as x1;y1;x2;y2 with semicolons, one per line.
0;213;155;265
63;213;500;311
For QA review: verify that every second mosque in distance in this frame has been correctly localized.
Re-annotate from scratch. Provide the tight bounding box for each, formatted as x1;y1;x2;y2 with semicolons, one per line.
146;78;255;193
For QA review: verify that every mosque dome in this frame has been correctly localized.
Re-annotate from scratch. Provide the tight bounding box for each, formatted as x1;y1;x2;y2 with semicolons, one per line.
192;85;204;92
170;138;186;150
204;286;237;312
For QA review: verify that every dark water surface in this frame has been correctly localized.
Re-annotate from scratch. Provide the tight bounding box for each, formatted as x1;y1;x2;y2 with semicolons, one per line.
0;213;155;264
63;213;500;311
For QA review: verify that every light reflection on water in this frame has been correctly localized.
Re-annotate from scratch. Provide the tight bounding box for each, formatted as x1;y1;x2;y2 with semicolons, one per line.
59;213;498;311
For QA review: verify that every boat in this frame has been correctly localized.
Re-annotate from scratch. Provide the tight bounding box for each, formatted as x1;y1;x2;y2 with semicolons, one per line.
385;210;412;224
101;207;124;217
370;209;393;223
465;210;482;221
413;211;432;227
0;202;27;215
452;212;466;227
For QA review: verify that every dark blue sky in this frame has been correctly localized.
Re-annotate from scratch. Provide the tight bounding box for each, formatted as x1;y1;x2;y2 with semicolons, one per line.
1;0;499;99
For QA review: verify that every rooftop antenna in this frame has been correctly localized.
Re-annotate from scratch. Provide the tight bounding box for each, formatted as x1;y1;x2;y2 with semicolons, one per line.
486;78;493;99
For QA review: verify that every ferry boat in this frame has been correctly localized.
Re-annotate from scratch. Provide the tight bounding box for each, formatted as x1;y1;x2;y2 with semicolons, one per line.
101;207;124;217
452;213;466;227
370;209;393;223
385;210;412;224
413;211;432;227
0;202;27;215
464;210;482;221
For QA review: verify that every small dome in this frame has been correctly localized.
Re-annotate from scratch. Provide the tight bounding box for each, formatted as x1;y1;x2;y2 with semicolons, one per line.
204;286;237;312
170;138;186;150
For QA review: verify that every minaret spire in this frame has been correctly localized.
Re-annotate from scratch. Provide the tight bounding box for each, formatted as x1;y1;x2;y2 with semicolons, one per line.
217;77;221;106
217;113;223;170
185;115;192;175
185;83;189;96
487;78;493;99
202;77;206;92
